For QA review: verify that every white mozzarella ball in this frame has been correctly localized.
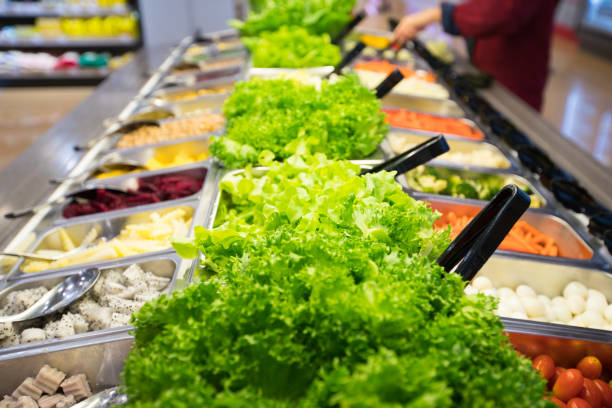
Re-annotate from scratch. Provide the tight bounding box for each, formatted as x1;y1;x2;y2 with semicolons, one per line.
552;296;567;307
510;311;528;320
516;285;537;299
496;303;513;317
472;276;493;291
567;294;586;315
564;281;588;299
497;287;516;300
521;297;546;318
605;304;612;323
580;310;606;329
604;324;612;332
586;290;608;315
506;297;525;314
552;304;573;322
545;305;556;322
531;316;548;322
537;295;552;306
568;315;585;327
482;288;498;298
551;320;565;325
464;284;478;296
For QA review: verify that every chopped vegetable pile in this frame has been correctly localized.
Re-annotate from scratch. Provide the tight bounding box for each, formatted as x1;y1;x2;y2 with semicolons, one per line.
244;26;341;68
121;155;552;408
231;0;357;37
210;76;387;167
438;212;560;257
384;108;485;140
405;165;544;207
63;174;204;218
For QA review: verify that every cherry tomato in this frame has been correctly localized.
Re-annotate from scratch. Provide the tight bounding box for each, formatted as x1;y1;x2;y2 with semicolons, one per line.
578;356;603;380
581;378;603;408
545;395;568;407
555;369;586;402
593;380;612;408
567;398;593;408
551;367;568;390
534;355;556;380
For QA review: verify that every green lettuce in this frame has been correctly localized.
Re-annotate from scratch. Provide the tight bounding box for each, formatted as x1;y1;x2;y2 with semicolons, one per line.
210;76;387;167
244;26;341;68
232;0;357;37
122;156;552;407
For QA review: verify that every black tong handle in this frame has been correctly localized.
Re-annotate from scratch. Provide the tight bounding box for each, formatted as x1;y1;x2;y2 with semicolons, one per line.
437;185;531;282
328;41;366;77
375;68;404;99
332;11;367;45
361;135;449;176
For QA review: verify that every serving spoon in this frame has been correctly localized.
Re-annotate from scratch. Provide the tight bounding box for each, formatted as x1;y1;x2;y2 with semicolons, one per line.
0;268;100;323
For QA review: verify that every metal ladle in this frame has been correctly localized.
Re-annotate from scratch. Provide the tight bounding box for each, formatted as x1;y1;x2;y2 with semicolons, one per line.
0;268;100;323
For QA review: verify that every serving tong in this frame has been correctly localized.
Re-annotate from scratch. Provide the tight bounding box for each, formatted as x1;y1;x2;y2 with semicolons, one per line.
364;134;531;280
50;154;148;184
5;177;139;219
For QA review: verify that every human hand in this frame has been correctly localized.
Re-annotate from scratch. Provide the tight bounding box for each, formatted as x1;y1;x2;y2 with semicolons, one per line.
392;7;442;44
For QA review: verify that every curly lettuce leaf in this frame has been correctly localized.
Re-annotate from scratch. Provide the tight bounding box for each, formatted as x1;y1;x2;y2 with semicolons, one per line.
232;0;357;37
212;76;387;167
244;26;341;68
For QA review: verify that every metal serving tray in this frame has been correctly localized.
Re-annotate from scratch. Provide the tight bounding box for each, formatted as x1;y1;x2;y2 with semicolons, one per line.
148;73;240;104
381;93;464;118
0;254;184;358
425;197;595;261
384;110;486;141
54;165;209;222
247;66;334;79
0;252;196;395
3;202;198;280
108;113;225;151
474;255;612;344
385;130;514;170
162;53;248;87
70;137;212;182
400;163;550;209
147;93;229;119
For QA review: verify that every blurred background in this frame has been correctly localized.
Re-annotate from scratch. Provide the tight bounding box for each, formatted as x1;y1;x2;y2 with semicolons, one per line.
0;0;610;169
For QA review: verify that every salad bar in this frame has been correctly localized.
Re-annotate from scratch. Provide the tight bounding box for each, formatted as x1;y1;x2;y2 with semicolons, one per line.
0;1;611;405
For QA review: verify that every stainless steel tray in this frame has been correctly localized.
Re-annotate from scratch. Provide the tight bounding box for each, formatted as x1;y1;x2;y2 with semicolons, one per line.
381;93;464;118
475;254;612;344
108;112;225;151
68;136;212;182
148;93;230;119
53;165;210;222
425;197;596;262
384;111;486;141
384;130;515;170
0;332;132;395
0;253;189;362
400;163;551;209
148;72;241;102
162;54;248;87
3;201;198;280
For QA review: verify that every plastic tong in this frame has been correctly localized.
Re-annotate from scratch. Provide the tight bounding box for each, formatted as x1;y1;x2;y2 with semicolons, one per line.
437;185;531;282
361;134;449;176
331;10;366;45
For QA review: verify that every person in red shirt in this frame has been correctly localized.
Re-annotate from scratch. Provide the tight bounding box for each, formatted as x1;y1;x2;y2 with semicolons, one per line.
392;1;559;111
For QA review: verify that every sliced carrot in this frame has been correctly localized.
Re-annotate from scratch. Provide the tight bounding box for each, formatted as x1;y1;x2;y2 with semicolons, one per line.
439;211;560;257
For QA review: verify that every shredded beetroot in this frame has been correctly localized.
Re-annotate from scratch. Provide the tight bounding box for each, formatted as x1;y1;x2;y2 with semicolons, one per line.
62;173;204;219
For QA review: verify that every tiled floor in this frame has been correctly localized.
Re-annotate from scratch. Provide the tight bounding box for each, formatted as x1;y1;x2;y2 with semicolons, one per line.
0;87;94;170
542;34;612;168
0;33;610;171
